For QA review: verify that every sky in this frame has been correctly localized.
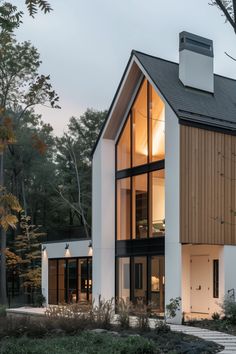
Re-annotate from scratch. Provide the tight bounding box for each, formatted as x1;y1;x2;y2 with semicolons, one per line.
15;0;236;136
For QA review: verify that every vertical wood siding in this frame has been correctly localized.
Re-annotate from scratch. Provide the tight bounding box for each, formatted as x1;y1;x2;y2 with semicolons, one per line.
180;125;236;245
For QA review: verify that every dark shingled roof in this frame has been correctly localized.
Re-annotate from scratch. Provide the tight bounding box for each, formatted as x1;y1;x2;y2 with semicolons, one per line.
134;50;236;131
92;50;236;155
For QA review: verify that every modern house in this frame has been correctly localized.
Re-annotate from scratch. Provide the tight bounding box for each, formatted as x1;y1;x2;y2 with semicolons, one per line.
42;31;236;324
92;31;236;323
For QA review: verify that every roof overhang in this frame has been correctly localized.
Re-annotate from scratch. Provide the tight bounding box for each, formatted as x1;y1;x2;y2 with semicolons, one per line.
92;53;145;156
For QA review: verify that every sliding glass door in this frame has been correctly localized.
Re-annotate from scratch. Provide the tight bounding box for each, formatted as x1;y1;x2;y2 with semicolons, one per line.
116;255;165;314
48;257;92;305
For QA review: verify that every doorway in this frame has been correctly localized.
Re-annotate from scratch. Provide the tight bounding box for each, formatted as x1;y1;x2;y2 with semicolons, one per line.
190;255;210;313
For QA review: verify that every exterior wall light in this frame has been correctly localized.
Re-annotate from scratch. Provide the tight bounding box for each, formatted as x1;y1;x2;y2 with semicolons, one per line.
88;241;93;257
42;245;46;251
65;243;69;250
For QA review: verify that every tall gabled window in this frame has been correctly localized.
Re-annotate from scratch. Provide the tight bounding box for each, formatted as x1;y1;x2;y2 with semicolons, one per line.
117;116;131;170
116;79;165;170
116;79;165;241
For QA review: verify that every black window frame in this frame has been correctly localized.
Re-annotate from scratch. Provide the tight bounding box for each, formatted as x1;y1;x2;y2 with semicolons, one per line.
213;259;219;299
48;257;92;305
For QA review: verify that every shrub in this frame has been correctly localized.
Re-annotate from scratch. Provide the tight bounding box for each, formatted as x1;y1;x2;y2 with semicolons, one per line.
221;295;236;324
134;299;151;332
33;293;46;307
154;320;170;334
212;312;220;321
116;298;132;329
166;297;181;320
93;296;114;329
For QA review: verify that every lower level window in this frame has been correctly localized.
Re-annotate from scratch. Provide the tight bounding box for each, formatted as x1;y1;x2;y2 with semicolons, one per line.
213;259;219;299
116;255;165;313
48;257;92;304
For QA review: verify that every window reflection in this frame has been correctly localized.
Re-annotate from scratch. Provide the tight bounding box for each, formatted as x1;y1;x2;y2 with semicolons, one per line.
48;258;92;305
133;174;148;239
133;257;147;303
132;80;148;166
117;257;130;301
117;116;131;170
149;85;165;162
117;178;131;240
151;256;165;311
116;255;165;314
150;170;165;237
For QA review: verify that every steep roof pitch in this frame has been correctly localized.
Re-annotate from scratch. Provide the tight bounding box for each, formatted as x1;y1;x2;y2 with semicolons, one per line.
92;50;236;155
134;50;236;131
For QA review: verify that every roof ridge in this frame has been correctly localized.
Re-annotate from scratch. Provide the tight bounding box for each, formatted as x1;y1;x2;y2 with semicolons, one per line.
132;49;236;83
132;49;178;66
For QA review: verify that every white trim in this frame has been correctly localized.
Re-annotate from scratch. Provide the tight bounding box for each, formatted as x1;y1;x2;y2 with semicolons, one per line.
114;74;144;143
99;57;136;141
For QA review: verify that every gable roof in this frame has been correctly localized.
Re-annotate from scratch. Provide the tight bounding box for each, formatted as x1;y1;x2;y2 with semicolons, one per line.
92;50;236;156
134;50;236;131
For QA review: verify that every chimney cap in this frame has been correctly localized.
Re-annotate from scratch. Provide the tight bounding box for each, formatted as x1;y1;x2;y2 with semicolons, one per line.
179;31;213;58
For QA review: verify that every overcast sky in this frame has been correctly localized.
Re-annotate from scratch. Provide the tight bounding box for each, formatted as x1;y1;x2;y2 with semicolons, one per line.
15;0;236;136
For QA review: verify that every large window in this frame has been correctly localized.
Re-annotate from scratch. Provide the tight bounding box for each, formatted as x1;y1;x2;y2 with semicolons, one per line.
117;256;165;312
116;79;165;314
48;257;92;305
117;79;165;170
116;79;165;241
117;171;165;240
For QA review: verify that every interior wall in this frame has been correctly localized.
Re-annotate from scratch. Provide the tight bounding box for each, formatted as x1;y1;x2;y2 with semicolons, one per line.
182;244;223;315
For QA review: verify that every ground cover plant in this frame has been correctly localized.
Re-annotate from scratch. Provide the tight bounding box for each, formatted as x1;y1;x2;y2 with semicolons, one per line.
187;296;236;336
0;301;223;354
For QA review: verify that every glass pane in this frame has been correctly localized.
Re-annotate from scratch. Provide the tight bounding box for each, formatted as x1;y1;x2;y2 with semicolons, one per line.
58;260;65;303
150;256;165;312
67;259;77;303
117;257;130;301
78;259;88;302
48;260;57;304
117;178;131;240
149;85;165;162
132;80;148;166
88;259;92;302
132;174;148;239
150;170;165;237
133;257;147;303
117;116;131;170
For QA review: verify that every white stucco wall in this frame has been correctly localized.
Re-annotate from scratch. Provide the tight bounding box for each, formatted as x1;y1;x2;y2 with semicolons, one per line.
165;104;182;324
41;239;91;305
221;246;236;300
92;138;115;303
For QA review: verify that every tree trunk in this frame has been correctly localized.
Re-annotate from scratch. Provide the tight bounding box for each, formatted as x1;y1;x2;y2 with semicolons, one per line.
0;151;7;305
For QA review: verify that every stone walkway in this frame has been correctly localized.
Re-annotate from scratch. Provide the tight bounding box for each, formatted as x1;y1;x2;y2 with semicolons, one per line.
6;308;236;353
169;324;236;354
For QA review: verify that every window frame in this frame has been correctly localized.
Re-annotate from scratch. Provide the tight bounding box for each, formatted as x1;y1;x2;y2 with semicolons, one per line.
115;79;165;242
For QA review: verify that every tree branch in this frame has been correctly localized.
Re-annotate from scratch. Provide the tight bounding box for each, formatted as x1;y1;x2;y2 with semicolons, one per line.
225;51;236;60
215;0;236;32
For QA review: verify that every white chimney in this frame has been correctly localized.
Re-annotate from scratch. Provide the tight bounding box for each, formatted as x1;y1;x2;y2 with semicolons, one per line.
179;31;214;93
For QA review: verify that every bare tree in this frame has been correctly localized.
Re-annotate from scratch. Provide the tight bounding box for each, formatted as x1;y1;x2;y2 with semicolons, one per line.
210;0;236;33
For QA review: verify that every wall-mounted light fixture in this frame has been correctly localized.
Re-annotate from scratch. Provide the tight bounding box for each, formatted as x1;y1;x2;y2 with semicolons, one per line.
88;241;93;257
65;243;69;250
42;245;46;251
